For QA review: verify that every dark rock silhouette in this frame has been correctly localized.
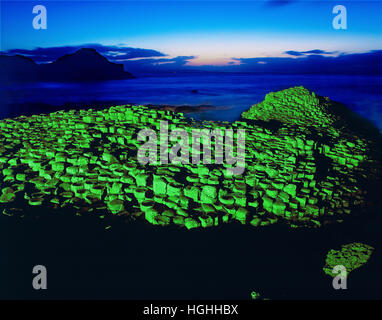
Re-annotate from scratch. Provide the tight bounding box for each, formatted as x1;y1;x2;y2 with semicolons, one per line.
0;48;134;82
0;55;39;82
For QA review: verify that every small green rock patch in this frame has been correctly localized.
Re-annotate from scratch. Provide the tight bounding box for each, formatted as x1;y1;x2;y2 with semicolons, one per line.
323;242;374;277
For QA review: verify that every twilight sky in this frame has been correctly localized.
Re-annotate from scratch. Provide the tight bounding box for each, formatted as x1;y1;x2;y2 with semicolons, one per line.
1;0;382;72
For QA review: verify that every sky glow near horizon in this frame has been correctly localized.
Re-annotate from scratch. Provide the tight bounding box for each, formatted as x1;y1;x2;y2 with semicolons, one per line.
1;0;381;66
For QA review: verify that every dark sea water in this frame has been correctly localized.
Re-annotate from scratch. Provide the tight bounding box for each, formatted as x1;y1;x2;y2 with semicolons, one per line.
1;73;382;131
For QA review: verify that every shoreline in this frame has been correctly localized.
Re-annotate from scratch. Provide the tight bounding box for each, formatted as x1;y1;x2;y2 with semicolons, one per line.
1;99;381;135
0;100;229;121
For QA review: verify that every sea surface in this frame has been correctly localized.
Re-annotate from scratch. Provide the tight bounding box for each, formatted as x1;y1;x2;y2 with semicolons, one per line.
1;73;382;130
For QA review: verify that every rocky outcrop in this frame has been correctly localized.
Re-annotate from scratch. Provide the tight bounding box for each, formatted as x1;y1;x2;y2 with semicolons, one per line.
323;243;374;277
0;87;381;229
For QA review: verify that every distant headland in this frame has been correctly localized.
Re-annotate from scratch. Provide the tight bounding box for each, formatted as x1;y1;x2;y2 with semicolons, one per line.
0;48;135;82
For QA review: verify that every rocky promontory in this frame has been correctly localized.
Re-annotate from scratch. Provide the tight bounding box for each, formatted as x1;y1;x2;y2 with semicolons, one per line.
0;48;134;82
0;86;381;229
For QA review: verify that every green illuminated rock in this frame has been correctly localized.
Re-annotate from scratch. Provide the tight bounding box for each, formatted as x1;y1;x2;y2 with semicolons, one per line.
0;87;380;230
323;243;374;277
